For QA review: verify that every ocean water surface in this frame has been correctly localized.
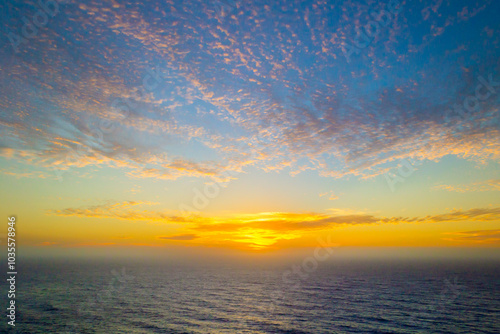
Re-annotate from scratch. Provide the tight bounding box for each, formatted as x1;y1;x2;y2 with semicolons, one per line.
1;258;499;333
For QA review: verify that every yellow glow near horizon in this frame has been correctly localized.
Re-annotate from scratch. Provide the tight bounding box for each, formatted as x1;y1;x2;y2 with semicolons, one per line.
11;204;499;252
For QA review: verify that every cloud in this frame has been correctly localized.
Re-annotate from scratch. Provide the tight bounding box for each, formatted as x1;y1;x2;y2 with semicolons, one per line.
0;0;498;183
158;234;198;241
0;169;52;179
329;194;339;201
49;202;500;227
319;191;339;200
127;159;236;182
375;207;500;225
444;229;500;244
48;201;196;223
423;207;500;223
47;202;500;248
433;179;500;193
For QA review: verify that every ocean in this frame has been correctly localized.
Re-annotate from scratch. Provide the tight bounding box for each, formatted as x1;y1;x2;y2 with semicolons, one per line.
1;258;499;333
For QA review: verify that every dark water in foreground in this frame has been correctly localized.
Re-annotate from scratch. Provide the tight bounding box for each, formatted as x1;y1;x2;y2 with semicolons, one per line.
0;258;498;333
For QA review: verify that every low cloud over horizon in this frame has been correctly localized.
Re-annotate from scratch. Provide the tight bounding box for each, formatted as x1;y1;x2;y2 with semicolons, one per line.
47;201;500;249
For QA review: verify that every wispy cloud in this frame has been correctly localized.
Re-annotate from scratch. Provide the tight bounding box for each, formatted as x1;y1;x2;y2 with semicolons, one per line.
433;179;500;193
444;229;500;244
127;159;235;182
158;234;198;241
48;201;194;223
319;191;339;200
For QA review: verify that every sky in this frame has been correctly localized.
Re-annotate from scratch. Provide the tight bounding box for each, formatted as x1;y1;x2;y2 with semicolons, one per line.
0;0;499;256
